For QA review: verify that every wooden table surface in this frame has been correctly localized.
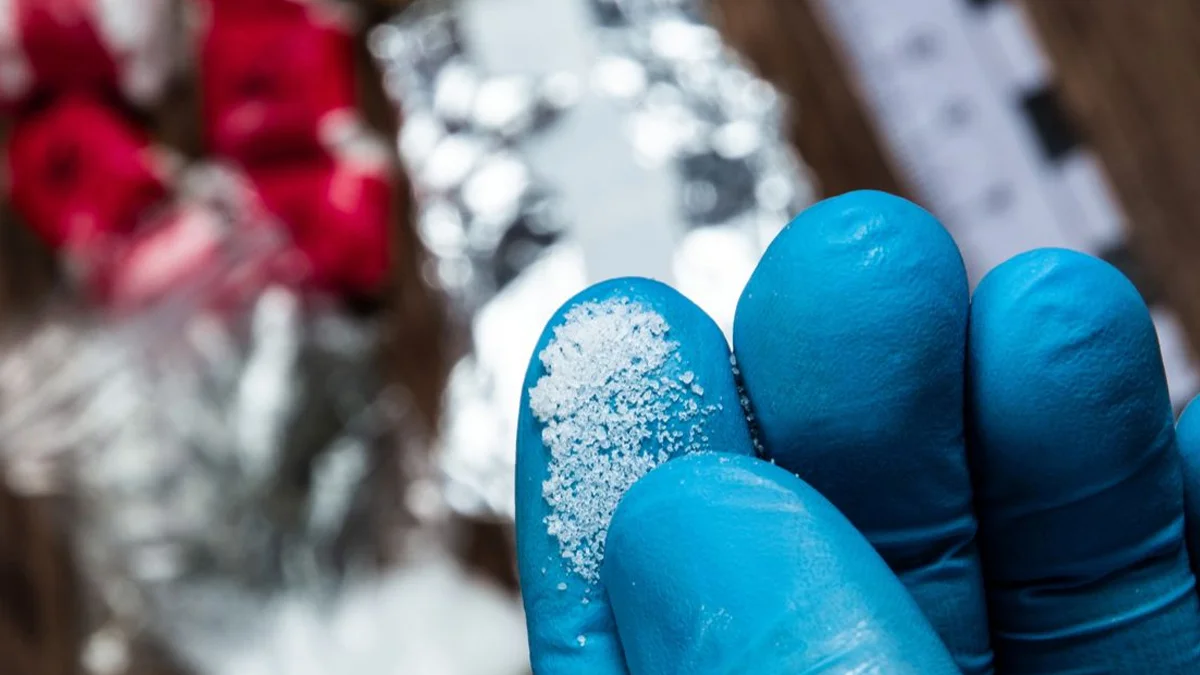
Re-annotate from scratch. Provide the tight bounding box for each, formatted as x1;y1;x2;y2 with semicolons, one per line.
717;0;1200;353
1023;1;1200;350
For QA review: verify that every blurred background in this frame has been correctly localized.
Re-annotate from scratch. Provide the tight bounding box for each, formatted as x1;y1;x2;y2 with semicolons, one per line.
1;0;1198;673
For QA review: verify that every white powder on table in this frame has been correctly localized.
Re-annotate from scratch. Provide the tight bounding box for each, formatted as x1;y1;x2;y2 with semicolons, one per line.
529;297;714;584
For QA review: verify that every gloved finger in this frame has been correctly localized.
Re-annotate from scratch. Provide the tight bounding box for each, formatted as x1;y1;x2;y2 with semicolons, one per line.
732;190;991;672
968;249;1200;673
603;453;959;675
1173;397;1200;580
515;277;755;674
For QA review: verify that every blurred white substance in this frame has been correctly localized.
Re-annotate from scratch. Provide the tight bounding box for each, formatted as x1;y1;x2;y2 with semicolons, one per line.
464;0;681;284
94;0;175;105
672;225;760;338
372;0;814;520
0;0;32;101
235;287;303;485
442;245;588;517
206;555;528;675
1154;310;1200;409
0;166;416;674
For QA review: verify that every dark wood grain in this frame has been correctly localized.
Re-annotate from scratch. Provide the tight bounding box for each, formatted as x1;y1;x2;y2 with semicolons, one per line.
0;492;79;675
1020;0;1200;348
713;0;907;200
718;0;1200;353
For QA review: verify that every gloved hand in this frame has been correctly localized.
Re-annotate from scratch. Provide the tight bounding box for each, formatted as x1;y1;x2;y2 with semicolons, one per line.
516;190;1200;673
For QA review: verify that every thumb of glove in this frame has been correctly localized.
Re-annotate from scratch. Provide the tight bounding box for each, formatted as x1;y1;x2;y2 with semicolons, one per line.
602;453;959;675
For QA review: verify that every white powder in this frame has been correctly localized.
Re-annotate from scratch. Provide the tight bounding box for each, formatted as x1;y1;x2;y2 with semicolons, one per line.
529;298;713;583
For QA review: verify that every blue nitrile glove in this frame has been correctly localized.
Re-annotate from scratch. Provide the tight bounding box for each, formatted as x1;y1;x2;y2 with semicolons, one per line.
516;190;1200;674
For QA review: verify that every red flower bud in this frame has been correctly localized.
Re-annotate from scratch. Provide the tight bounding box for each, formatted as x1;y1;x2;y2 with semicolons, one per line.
6;96;172;255
199;4;357;165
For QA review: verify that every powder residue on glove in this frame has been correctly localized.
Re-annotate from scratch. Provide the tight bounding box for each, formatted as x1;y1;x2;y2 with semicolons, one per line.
529;298;713;583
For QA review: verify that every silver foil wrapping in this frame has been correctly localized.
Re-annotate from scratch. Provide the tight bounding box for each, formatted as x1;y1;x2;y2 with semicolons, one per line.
0;166;411;674
0;1;813;670
370;0;815;519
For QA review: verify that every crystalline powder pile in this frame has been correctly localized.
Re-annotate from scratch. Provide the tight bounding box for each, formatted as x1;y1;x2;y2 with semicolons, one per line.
529;298;712;583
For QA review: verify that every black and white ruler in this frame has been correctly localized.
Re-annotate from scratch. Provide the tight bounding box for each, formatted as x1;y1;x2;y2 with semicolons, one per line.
813;0;1199;408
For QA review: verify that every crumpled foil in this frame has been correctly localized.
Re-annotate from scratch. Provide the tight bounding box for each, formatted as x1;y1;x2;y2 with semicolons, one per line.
370;0;814;519
0;166;411;675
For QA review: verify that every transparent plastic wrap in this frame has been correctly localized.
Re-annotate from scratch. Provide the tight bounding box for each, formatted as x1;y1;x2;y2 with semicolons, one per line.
0;166;411;674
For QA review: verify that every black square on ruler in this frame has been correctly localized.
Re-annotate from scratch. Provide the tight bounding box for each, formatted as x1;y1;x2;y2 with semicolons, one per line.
1100;245;1164;308
1021;87;1082;162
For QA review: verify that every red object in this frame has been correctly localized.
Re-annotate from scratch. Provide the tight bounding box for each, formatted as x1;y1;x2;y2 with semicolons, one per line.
100;200;305;312
252;157;392;297
0;0;171;110
6;96;171;256
102;202;226;309
200;4;356;165
196;0;389;300
201;0;325;20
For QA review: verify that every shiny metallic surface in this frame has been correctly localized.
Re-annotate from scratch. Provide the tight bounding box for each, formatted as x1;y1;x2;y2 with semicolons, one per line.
371;0;814;520
0;167;402;674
